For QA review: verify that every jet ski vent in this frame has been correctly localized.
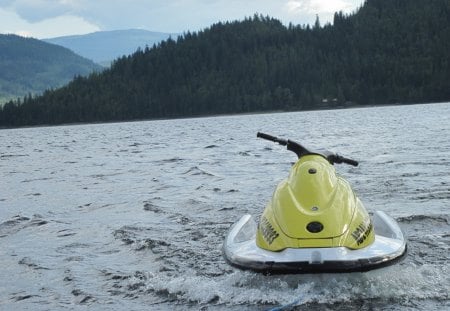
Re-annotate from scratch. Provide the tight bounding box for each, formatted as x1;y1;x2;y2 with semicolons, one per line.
307;222;323;233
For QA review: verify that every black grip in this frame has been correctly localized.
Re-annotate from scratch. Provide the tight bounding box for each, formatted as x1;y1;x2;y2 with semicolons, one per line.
330;154;359;166
257;132;279;142
256;132;287;145
342;157;359;167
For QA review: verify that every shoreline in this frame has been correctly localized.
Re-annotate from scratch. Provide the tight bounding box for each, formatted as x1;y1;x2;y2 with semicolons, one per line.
1;100;448;130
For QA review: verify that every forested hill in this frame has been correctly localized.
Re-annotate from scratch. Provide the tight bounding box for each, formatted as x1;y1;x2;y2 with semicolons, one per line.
1;0;449;127
0;34;102;105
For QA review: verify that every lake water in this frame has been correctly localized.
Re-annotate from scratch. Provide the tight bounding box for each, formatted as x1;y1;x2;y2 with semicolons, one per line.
1;102;449;310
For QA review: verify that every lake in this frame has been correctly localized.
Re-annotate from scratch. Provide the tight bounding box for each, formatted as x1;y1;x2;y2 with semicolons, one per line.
1;102;449;310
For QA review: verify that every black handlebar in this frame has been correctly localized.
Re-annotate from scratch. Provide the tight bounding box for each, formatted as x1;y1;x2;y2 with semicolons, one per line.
343;158;359;167
257;132;358;166
329;154;359;167
257;132;287;145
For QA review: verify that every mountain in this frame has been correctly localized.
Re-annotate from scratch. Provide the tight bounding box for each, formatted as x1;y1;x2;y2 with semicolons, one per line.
44;29;179;66
0;34;102;104
1;0;449;127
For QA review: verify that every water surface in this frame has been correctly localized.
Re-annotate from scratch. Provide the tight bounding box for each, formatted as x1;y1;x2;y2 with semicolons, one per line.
1;102;449;310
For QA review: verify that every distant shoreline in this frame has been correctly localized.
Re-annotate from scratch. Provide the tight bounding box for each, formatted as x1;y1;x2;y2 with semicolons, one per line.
1;101;448;130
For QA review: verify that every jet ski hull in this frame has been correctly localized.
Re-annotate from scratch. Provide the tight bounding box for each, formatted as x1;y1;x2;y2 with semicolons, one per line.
223;211;407;273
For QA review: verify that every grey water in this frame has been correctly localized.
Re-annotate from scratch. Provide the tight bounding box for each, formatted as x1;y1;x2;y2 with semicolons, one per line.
0;102;449;311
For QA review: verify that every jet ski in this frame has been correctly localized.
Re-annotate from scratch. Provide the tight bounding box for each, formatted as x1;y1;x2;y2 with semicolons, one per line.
223;132;407;273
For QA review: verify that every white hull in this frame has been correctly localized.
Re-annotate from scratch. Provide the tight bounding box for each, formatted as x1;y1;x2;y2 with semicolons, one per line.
223;211;407;273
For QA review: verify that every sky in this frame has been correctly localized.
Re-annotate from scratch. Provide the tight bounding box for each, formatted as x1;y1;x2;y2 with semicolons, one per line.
0;0;364;39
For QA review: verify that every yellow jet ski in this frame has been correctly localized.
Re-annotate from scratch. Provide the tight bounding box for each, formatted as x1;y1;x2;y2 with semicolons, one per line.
223;132;407;273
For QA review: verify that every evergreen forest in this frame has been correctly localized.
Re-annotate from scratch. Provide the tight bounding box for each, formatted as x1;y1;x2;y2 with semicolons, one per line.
0;34;101;105
1;0;449;127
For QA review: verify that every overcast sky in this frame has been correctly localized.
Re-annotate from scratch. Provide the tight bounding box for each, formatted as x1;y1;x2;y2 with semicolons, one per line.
0;0;364;39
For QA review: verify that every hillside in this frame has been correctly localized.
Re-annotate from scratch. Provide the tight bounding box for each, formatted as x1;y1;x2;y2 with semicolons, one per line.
0;34;102;104
44;29;179;66
1;0;449;127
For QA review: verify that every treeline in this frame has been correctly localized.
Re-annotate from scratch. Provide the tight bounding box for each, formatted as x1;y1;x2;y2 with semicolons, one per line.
0;34;101;105
1;0;449;127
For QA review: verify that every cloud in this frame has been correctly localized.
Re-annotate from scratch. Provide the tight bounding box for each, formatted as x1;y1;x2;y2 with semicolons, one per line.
283;0;357;26
1;0;79;22
0;0;15;6
285;0;354;15
0;0;364;38
1;0;170;24
0;7;100;38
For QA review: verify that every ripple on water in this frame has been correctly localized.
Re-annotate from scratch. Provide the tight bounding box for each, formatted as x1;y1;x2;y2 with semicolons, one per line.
0;215;48;237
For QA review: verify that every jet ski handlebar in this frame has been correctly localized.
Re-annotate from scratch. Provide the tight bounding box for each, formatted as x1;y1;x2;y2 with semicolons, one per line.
328;154;359;167
257;132;310;158
257;132;358;166
257;132;288;145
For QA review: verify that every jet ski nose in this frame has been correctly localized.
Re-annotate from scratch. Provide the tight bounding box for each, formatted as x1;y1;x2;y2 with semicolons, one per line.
310;251;323;264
